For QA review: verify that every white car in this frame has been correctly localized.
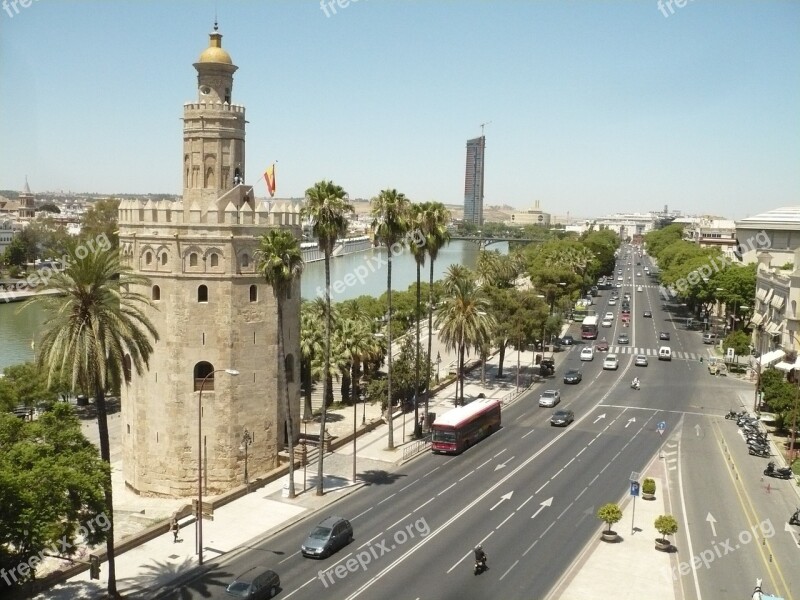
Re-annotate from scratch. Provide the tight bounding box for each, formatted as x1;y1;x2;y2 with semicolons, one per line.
604;312;614;320
603;354;619;370
580;347;594;361
538;389;561;407
608;298;617;305
637;286;643;292
601;319;612;328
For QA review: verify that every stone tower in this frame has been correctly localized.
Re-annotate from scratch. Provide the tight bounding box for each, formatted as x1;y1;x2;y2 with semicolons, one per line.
119;25;302;498
18;177;35;219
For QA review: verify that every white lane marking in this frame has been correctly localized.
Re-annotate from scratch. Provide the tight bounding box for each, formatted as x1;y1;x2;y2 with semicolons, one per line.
414;497;436;513
459;470;475;481
522;429;535;439
377;493;396;505
399;479;419;493
351;506;374;521
437;482;457;496
499;559;520;580
496;512;515;530
536;481;550;494
517;495;534;511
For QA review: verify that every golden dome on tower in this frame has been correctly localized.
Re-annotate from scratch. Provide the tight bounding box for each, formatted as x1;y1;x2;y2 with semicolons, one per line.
198;22;232;65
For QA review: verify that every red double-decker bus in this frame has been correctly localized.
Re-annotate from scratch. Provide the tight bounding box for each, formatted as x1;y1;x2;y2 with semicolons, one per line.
431;398;501;454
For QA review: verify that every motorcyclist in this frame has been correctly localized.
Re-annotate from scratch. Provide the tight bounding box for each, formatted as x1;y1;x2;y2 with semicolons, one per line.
632;377;640;389
474;544;487;566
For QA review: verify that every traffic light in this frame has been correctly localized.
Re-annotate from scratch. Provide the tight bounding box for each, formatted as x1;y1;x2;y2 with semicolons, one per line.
89;555;100;580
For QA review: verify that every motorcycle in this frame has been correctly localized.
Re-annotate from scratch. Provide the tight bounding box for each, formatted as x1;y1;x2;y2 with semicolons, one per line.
631;381;640;390
763;462;792;480
474;556;487;575
749;446;770;458
725;410;739;420
790;508;800;526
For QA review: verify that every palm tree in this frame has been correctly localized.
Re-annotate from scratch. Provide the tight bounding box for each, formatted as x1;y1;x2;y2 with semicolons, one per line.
256;229;304;500
371;188;411;449
299;302;322;420
435;270;495;406
422;202;450;416
302;180;352;496
409;203;426;437
35;246;158;597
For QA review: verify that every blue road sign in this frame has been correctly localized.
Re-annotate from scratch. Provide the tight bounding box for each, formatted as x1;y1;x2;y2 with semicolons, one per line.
657;421;666;432
630;481;640;497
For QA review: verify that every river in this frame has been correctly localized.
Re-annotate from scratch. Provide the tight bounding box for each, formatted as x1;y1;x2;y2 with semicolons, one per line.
0;240;506;372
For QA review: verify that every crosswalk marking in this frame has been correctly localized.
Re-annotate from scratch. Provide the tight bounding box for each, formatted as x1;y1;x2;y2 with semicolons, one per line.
605;346;700;361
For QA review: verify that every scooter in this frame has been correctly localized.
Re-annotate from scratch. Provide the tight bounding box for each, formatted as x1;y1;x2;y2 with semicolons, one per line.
763;462;793;480
790;508;800;526
725;410;739;420
474;556;487;575
749;446;770;458
631;381;640;390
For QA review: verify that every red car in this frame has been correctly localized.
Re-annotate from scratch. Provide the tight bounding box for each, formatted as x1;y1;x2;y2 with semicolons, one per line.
596;339;609;351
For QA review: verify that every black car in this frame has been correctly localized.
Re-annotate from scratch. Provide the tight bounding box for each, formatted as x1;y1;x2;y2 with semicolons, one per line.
563;369;582;384
226;568;280;599
643;310;652;318
550;409;575;427
561;335;574;345
659;331;671;341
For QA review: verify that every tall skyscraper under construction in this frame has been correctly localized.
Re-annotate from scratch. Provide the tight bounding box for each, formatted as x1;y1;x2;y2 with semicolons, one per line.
463;136;485;225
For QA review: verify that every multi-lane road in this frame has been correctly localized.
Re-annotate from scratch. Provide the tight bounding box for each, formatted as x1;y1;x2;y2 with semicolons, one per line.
161;249;800;600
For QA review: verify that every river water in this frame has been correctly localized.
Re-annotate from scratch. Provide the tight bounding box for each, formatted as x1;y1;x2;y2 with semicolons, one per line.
0;240;506;372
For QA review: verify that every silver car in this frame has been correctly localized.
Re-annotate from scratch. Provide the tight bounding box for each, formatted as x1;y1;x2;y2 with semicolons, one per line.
538;390;561;407
635;355;648;367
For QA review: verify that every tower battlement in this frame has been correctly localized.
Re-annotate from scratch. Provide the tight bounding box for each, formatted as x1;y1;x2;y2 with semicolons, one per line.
183;102;246;114
117;196;302;227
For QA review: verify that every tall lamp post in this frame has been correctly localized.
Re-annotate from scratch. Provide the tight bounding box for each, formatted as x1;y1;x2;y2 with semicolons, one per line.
197;368;239;566
436;351;441;384
754;325;763;413
239;428;252;485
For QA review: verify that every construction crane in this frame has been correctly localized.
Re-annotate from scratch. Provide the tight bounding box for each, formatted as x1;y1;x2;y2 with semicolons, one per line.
480;121;492;137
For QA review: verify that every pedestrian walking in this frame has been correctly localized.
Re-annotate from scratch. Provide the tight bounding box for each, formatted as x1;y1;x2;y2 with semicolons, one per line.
170;516;179;543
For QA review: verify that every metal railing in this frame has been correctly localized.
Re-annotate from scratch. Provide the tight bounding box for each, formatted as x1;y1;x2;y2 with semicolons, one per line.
402;434;431;461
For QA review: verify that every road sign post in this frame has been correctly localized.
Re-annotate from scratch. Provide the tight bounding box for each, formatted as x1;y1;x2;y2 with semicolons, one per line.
630;480;640;535
657;421;667;436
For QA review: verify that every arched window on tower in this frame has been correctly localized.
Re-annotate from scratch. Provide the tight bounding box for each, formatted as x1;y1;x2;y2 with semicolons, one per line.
189;253;198;267
225;88;231;104
285;354;295;383
145;251;152;265
152;285;161;301
210;253;219;268
194;361;215;391
241;254;250;268
198;285;208;303
161;252;168;266
205;165;215;188
249;285;257;302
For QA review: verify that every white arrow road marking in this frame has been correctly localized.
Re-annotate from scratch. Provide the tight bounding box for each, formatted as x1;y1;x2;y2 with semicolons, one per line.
706;512;717;537
531;497;554;519
490;491;513;511
494;456;515;471
695;424;702;436
625;417;636;428
593;413;607;424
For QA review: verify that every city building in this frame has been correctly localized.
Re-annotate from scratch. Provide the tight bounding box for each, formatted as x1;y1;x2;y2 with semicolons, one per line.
681;216;738;258
463;136;485;225
590;212;659;238
506;201;551;227
734;206;800;266
0;219;21;255
17;178;36;219
752;249;795;371
118;25;301;497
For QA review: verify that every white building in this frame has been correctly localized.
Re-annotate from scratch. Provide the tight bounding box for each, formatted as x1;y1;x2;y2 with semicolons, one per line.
734;206;800;266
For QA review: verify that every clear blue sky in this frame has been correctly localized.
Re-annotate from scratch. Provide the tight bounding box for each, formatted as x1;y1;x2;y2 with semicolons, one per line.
1;0;798;219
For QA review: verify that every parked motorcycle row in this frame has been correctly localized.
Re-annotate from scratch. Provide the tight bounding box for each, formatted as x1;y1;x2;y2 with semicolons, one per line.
726;411;772;458
727;410;800;530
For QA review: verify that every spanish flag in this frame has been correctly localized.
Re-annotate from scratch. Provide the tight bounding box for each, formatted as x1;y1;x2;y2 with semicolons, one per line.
264;164;276;197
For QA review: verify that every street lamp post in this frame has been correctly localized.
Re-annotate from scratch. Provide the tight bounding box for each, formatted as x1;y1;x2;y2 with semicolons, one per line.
436;351;441;384
197;368;239;566
361;392;366;425
754;325;763;413
239;428;252;486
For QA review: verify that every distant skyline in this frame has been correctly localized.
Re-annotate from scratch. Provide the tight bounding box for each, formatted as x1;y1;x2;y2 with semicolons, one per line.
1;1;798;220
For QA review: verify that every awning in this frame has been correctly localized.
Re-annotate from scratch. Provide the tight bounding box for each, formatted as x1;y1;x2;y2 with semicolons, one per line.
775;360;798;372
764;288;774;304
751;312;765;326
757;349;785;368
766;321;782;335
771;295;786;310
756;288;768;301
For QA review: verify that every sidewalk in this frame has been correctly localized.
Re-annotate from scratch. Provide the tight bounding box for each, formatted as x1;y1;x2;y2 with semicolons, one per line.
28;324;674;600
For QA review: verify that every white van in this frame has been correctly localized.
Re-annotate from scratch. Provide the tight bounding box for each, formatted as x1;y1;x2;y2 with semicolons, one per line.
658;346;672;361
